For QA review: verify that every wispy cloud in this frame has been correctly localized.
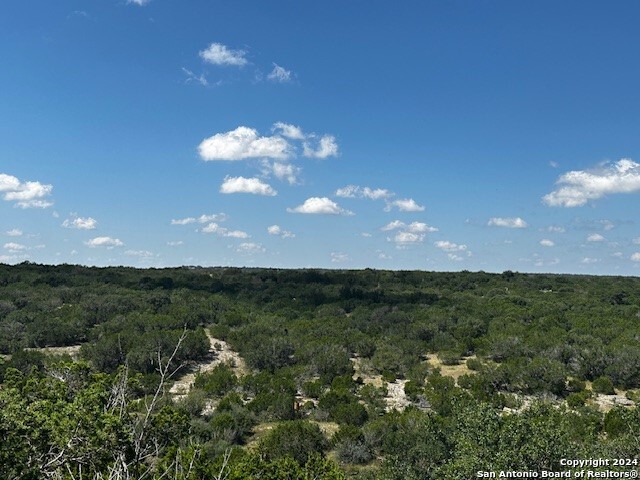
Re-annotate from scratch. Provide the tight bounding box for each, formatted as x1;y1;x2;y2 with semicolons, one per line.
171;213;227;225
287;197;353;215
267;63;292;83
381;221;438;233
201;223;249;238
220;176;277;196
261;160;301;185
199;43;248;67
267;225;295;238
272;122;305;140
127;0;151;5
6;229;23;237
236;242;265;254
0;173;53;208
631;253;640;262
587;233;605;242
182;68;209;87
331;252;349;263
336;185;394;200
543;158;640;207
539;239;555;247
4;242;28;253
384;198;425;212
487;217;528;228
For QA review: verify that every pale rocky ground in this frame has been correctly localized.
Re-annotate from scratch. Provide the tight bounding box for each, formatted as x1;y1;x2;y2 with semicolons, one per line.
169;329;248;400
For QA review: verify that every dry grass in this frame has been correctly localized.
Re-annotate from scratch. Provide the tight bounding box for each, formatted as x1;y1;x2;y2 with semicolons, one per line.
425;354;476;384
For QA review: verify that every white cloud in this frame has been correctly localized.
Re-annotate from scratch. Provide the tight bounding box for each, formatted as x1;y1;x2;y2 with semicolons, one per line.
303;135;338;158
336;185;394;200
539;239;555;247
198;126;291;161
550;161;559;168
85;237;124;248
378;251;392;260
6;229;22;237
0;173;53;208
261;161;301;185
267;63;292;83
167;241;184;247
487;217;528;228
435;240;468;252
4;242;28;253
287;197;353;215
581;257;600;264
391;231;425;247
381;220;406;231
220;176;277;196
201;223;249;238
62;216;97;230
546;226;566;233
267;225;294;238
631;253;640;262
171;213;227;225
331;252;349;263
236;242;265;254
587;233;605;242
384;198;425;212
125;249;154;258
199;43;248;67
448;254;464;262
633;237;640;245
182;68;208;87
272;122;305;140
543;158;640;207
127;0;150;5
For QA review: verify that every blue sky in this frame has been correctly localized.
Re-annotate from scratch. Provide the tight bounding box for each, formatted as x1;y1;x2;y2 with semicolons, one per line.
2;1;640;274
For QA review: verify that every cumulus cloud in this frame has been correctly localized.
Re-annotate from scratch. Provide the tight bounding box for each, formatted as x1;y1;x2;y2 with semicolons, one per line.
0;173;53;208
391;231;425;247
382;221;438;233
543;159;640;207
4;242;28;253
171;213;227;225
220;176;277;196
62;216;97;230
631;253;640;262
303;135;338;158
261;161;301;185
287;197;353;215
267;225;294;238
198;126;291;161
267;63;292;83
201;223;249;238
85;237;124;248
6;229;22;237
272;122;305;140
487;217;528;228
384;198;425;212
587;233;605;242
336;185;394;200
199;43;248;67
236;242;265;254
539;239;555;247
435;240;468;252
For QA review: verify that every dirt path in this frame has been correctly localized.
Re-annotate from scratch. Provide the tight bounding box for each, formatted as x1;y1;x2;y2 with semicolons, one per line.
169;329;248;398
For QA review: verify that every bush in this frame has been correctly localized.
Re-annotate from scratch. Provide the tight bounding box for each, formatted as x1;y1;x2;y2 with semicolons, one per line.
194;363;237;397
259;420;328;465
592;376;615;395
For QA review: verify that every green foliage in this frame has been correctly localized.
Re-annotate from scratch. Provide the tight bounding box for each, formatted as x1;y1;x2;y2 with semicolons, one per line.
194;363;237;397
258;420;328;465
592;375;616;395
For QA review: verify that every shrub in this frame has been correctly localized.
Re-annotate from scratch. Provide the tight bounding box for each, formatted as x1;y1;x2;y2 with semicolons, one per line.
592;376;615;395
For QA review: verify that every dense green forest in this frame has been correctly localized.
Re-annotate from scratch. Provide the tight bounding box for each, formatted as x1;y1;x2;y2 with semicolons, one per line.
0;263;638;479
